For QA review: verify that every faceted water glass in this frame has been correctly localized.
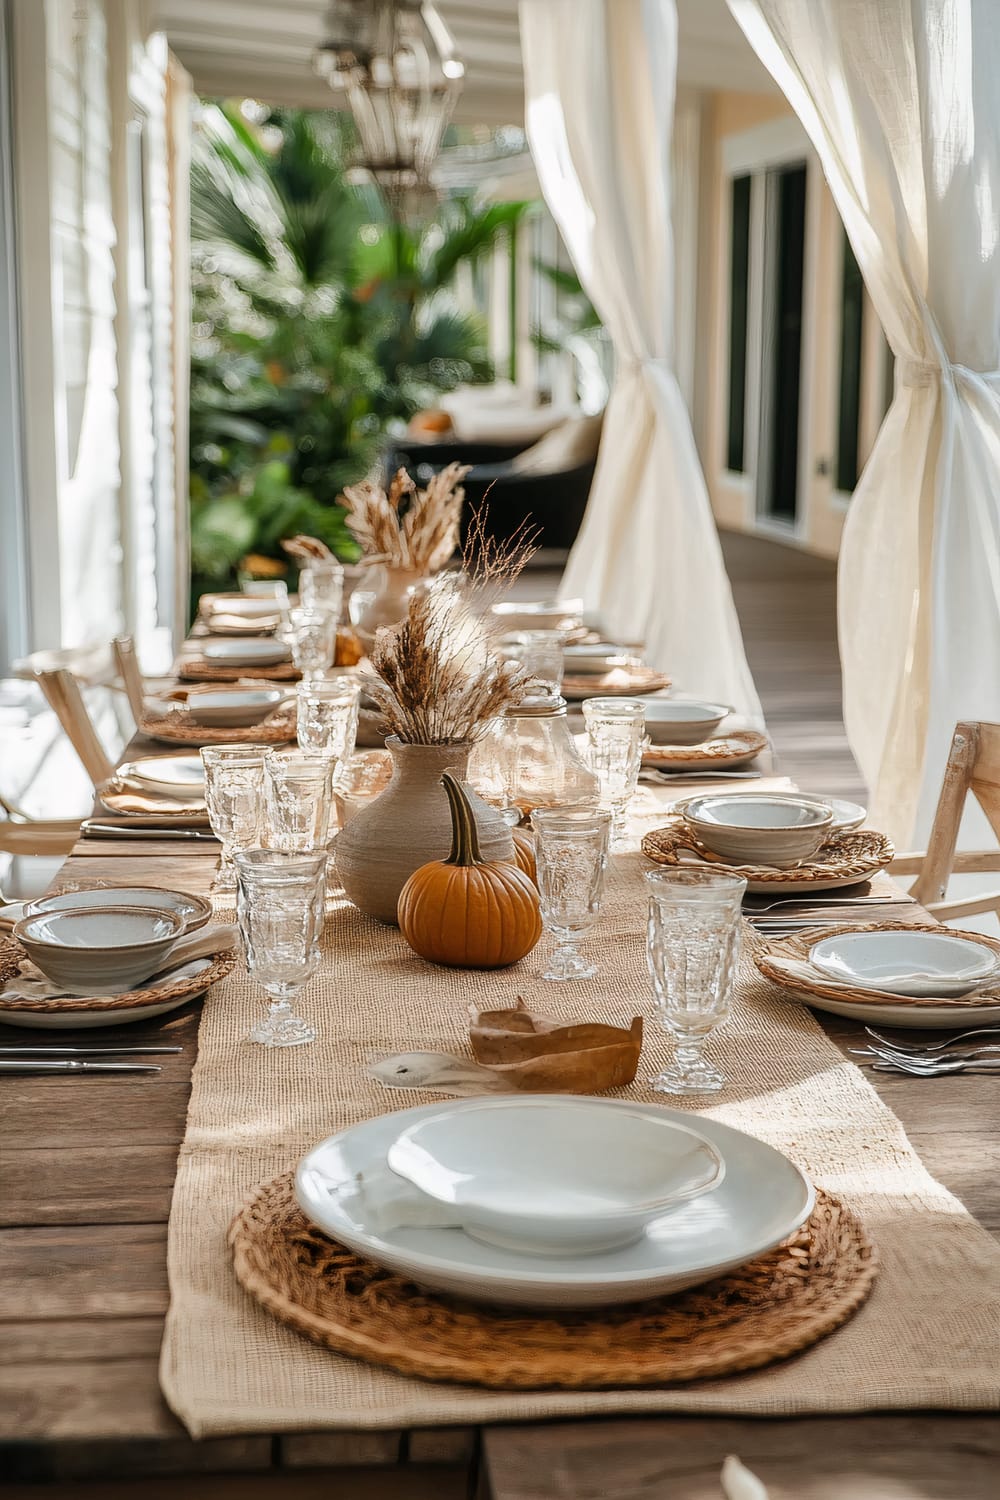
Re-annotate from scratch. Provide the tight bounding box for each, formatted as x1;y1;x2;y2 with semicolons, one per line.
333;749;394;826
531;807;612;980
264;750;335;854
200;745;267;892
583;697;648;844
287;606;337;681
503;630;565;694
295;679;360;765
299;561;344;621
645;868;747;1095
235;849;327;1047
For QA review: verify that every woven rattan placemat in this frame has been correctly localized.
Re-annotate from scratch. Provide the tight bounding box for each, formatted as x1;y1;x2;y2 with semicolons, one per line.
230;1178;876;1390
160;820;1000;1436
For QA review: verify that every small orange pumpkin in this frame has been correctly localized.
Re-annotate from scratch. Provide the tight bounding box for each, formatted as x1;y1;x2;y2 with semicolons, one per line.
398;772;542;969
511;827;537;884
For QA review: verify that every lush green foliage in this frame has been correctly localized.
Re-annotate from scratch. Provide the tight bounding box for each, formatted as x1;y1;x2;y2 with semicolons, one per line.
189;103;529;601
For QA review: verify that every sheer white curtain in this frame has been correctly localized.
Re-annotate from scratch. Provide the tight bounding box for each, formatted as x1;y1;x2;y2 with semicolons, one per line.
728;0;1000;844
518;0;761;721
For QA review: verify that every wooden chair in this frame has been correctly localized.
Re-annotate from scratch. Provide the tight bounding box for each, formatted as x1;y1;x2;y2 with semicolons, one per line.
890;721;1000;921
112;634;146;724
33;668;115;790
0;792;80;859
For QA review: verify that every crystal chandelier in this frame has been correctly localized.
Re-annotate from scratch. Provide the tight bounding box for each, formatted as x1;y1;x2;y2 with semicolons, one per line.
315;2;465;209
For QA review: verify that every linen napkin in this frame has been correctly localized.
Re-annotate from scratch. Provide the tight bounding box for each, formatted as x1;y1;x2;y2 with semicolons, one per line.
2;926;237;1001
100;781;207;818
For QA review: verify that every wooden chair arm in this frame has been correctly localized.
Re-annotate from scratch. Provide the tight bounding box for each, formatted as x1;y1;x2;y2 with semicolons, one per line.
889;853;925;875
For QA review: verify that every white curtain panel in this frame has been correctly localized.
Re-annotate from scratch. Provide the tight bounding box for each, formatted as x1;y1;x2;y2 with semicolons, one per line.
518;0;762;722
728;0;1000;844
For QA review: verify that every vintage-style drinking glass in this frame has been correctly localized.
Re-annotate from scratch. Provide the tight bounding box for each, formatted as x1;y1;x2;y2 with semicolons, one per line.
502;630;565;694
286;606;337;681
295;678;360;764
263;750;335;854
298;561;344;621
645;867;747;1095
531;806;612;980
234;849;327;1047
583;697;648;844
200;745;267;891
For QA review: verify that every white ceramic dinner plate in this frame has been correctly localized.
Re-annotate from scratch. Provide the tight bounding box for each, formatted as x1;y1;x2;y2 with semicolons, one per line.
809;930;999;998
295;1098;814;1308
201;593;283;620
779;989;1000;1030
185;688;285;727
120;755;206;799
0;957;217;1028
202;638;290;666
562;644;637;675
816;797;867;832
386;1097;724;1256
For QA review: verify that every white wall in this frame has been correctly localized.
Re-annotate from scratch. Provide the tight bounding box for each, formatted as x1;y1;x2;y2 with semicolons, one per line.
8;0;186;670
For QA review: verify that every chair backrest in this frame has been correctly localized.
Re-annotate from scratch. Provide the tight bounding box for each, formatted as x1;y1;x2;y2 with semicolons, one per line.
112;635;145;725
910;721;1000;912
33;668;115;790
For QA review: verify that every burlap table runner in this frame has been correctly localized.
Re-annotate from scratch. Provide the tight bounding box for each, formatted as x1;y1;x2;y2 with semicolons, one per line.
161;828;1000;1436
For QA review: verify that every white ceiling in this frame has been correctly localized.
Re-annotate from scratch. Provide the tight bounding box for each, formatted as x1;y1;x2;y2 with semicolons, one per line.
149;0;774;122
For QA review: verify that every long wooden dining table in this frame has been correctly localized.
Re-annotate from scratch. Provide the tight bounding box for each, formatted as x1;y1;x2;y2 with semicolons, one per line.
2;687;999;1497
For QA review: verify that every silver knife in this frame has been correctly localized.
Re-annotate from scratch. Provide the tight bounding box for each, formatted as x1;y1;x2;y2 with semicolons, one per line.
0;1059;162;1074
81;821;217;841
0;1045;182;1056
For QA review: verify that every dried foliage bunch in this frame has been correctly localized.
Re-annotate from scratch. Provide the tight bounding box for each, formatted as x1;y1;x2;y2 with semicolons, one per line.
281;534;336;566
340;464;470;575
365;512;539;746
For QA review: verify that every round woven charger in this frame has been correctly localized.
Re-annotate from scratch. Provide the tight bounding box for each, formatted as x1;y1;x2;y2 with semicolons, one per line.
641;823;894;886
562;668;672;701
641;730;769;770
179;659;301;683
140;707;296;747
754;920;1000;1011
229;1175;876;1391
0;938;237;1012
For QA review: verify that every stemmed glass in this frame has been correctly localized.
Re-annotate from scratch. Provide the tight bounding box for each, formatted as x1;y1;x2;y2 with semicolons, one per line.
200;745;267;892
295;679;360;765
299;562;343;620
234;849;327;1047
645;868;747;1094
583;696;648;845
263;750;335;854
531;807;612;979
286;607;337;682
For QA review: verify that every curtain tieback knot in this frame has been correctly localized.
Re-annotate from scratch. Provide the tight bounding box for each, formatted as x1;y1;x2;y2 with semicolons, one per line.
899;357;1000;390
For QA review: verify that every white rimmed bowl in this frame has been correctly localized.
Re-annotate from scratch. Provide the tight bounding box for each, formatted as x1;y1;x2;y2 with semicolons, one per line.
642;699;731;745
13;904;184;991
185;687;286;728
809;930;1000;998
682;794;833;868
386;1096;724;1256
23;886;211;934
489;599;584;634
563;644;639;675
202;638;290;666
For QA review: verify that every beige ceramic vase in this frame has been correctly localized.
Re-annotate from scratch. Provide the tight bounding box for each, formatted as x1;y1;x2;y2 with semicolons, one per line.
333;737;515;925
352;566;426;649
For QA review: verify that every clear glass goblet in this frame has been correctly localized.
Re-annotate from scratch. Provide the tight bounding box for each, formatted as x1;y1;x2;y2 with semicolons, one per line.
583;696;648;845
645;867;747;1095
263;750;335;854
286;606;337;682
298;561;343;621
200;745;267;892
295;679;360;765
234;849;327;1047
502;629;565;694
530;806;612;980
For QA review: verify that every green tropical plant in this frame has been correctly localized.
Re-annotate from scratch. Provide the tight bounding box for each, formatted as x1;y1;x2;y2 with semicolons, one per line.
188;102;533;604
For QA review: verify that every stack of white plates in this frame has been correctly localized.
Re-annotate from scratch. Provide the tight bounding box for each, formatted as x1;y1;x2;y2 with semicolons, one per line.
295;1096;813;1308
793;929;1000;1028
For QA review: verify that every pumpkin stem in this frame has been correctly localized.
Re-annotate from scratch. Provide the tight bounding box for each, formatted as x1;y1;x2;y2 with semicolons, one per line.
442;770;484;867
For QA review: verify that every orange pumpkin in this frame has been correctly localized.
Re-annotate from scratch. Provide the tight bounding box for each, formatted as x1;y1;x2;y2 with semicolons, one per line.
511;827;537;884
398;773;542;969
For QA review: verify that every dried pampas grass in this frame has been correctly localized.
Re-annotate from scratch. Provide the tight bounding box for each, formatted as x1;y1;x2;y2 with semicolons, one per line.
281;534;336;566
364;515;539;745
340;464;469;574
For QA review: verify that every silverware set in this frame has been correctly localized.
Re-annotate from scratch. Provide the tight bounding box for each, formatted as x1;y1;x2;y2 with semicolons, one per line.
0;1044;182;1074
851;1027;1000;1076
745;894;916;933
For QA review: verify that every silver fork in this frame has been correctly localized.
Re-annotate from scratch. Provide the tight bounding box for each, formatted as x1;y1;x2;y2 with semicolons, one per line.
869;1053;1000;1076
745;895;914;914
852;1039;999;1067
865;1025;1000;1053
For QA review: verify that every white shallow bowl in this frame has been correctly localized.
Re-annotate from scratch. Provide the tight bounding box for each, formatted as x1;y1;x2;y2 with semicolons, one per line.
642;699;731;746
562;644;638;675
386;1097;724;1256
490;599;584;634
809;930;999;998
122;755;206;800
185;687;285;728
296;1099;814;1308
24;886;211;933
13;905;184;991
683;794;833;868
202;638;290;666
